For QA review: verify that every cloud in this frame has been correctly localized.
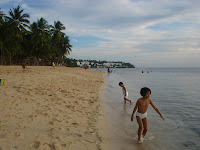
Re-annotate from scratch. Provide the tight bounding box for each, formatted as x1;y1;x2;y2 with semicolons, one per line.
1;0;200;67
72;39;78;42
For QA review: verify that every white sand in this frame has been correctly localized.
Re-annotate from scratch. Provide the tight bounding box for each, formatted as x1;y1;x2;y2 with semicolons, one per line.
0;66;109;150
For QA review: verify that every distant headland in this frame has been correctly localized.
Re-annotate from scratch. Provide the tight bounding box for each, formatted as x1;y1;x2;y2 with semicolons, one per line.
64;58;135;68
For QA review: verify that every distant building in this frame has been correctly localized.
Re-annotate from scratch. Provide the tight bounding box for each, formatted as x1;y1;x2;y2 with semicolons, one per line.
103;63;110;67
96;64;103;68
77;61;81;66
82;61;90;65
91;62;94;66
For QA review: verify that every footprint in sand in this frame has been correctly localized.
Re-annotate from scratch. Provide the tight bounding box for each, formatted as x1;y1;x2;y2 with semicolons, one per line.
47;131;53;138
65;128;70;131
60;90;67;93
75;133;82;137
71;122;79;128
0;134;6;139
61;144;67;147
48;143;56;150
31;141;40;149
57;109;62;113
49;121;54;125
14;132;21;137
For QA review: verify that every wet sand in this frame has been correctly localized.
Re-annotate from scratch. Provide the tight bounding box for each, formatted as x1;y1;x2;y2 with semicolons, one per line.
0;66;109;150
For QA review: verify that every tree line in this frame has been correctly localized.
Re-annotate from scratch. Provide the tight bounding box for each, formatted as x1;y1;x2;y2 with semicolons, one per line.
77;59;135;68
0;6;72;65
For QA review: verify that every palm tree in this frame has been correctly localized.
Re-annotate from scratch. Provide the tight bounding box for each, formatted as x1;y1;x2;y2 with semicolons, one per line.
5;5;30;33
30;18;51;63
50;21;66;42
0;9;13;65
62;36;72;55
32;17;49;33
0;6;73;66
56;35;72;62
3;5;30;64
50;21;69;62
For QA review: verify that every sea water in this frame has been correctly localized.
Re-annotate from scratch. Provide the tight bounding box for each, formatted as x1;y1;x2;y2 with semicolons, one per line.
93;68;200;150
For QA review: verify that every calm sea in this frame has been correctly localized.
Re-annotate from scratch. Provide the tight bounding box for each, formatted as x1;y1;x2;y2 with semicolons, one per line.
93;68;200;150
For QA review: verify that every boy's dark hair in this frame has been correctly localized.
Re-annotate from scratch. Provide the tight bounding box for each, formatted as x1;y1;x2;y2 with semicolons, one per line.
119;82;123;86
140;87;151;96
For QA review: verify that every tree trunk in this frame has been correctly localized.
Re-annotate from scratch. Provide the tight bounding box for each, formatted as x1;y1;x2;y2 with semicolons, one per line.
3;51;5;65
9;53;12;65
15;55;18;65
1;48;3;65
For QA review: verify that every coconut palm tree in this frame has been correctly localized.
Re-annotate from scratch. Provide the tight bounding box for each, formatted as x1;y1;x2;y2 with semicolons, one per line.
56;35;72;62
0;6;73;65
3;6;30;64
50;21;70;62
5;5;30;34
0;9;15;65
50;21;66;42
30;18;51;62
62;36;72;55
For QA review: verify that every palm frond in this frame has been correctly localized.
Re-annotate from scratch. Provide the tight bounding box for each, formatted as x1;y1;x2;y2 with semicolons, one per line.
21;13;30;19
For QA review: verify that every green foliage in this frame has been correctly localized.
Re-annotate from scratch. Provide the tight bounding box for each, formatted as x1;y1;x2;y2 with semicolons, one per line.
64;57;77;67
0;5;72;65
121;62;135;68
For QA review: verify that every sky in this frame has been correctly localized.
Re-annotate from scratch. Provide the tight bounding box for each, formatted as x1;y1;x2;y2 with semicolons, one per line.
1;0;200;68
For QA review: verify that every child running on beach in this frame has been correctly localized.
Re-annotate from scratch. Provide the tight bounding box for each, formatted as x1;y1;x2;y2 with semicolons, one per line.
131;87;165;143
119;82;131;104
22;62;28;72
52;61;55;68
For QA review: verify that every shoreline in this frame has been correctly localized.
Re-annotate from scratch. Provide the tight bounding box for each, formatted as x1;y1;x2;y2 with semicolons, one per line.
0;66;109;150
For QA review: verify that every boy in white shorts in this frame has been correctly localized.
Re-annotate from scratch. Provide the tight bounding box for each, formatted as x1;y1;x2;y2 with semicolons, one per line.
131;87;165;143
119;82;131;104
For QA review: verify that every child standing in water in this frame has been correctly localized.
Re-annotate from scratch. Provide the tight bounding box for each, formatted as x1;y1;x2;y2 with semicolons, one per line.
119;82;132;104
131;87;165;143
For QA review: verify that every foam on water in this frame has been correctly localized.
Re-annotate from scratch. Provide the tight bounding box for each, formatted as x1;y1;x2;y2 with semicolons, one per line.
93;68;200;150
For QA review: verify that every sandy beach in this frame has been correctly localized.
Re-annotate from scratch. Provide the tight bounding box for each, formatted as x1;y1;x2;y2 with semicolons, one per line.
0;66;108;150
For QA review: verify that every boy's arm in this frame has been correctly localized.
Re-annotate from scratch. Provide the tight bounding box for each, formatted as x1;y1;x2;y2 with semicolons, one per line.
150;100;165;120
131;100;139;121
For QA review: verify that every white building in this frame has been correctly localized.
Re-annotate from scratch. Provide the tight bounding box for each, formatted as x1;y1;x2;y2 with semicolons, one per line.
77;61;81;66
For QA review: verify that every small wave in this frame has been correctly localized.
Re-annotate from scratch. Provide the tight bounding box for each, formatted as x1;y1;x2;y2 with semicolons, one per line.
132;134;155;142
147;135;155;141
107;84;114;88
190;127;200;137
182;141;196;147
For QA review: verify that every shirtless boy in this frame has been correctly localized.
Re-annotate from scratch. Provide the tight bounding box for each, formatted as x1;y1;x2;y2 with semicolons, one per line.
119;82;132;104
131;87;165;143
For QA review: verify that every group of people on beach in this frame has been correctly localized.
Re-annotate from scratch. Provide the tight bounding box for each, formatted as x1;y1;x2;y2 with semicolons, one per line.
119;82;165;144
22;61;56;72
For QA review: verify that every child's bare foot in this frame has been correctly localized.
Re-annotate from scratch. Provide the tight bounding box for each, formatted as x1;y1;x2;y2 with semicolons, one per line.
138;140;143;144
138;137;143;144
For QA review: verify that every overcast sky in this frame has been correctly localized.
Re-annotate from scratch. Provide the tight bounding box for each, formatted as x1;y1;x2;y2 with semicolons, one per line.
1;0;200;67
